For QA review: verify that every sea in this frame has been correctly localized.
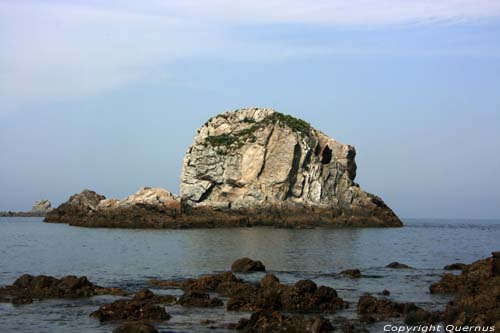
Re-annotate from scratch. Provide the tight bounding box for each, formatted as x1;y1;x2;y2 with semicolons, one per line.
0;217;499;332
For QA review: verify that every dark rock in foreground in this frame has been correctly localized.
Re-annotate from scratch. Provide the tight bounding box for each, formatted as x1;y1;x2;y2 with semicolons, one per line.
150;270;346;314
113;322;159;333
132;288;176;305
178;290;224;307
236;310;334;333
357;294;416;317
431;252;500;330
90;299;170;322
0;274;124;304
226;274;347;313
149;271;242;293
357;294;441;324
231;257;266;273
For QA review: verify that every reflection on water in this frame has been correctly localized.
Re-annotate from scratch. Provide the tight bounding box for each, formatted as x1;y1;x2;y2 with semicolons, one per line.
0;217;499;332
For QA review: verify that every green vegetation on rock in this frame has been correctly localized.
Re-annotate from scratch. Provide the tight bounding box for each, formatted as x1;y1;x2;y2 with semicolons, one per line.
263;112;310;135
205;111;310;150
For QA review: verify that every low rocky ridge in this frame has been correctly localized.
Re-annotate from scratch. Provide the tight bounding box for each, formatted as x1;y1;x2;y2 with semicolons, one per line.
0;199;52;217
45;188;182;228
0;274;124;304
45;108;401;228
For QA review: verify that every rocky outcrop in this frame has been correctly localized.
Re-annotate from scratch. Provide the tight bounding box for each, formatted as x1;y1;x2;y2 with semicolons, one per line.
356;294;439;324
0;274;124;304
181;108;401;227
44;189;105;224
385;262;412;269
430;252;500;330
113;322;159;333
226;274;347;313
235;310;334;333
231;257;266;273
31;200;52;213
178;290;224;307
90;299;170;322
45;187;182;227
46;108;401;228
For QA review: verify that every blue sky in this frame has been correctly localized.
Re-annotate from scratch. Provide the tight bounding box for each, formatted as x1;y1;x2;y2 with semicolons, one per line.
1;0;500;218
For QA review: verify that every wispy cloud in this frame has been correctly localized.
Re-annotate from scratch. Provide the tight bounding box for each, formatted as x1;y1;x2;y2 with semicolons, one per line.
1;0;499;111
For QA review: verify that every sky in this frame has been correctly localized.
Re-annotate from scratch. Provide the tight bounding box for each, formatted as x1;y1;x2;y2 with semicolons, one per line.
1;0;500;219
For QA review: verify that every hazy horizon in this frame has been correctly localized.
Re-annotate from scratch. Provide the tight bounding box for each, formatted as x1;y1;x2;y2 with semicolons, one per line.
1;1;500;219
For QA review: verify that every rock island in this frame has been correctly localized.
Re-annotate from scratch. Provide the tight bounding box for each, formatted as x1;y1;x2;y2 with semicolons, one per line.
45;108;401;228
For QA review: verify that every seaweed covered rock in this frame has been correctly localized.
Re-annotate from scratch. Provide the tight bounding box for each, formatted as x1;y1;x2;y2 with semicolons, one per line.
236;310;334;333
231;257;266;273
357;294;421;321
0;274;124;304
113;322;159;333
432;253;500;329
90;299;170;322
178;290;224;307
181;108;401;227
150;271;242;293
227;274;346;313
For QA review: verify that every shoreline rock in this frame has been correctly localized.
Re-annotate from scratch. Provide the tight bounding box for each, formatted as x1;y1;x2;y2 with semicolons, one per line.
0;274;124;304
430;252;500;330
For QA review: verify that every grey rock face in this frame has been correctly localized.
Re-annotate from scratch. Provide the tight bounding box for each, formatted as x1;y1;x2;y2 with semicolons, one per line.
31;200;52;213
180;108;400;226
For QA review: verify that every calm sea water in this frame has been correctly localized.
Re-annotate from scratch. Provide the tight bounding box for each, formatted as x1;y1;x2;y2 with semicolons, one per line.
0;218;499;333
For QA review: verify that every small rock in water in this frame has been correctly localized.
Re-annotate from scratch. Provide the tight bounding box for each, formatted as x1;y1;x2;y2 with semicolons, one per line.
178;290;224;307
443;263;467;270
90;299;170;322
133;288;155;301
236;310;333;333
339;269;362;278
386;262;412;269
113;322;159;333
0;274;124;303
231;257;266;273
381;290;391;296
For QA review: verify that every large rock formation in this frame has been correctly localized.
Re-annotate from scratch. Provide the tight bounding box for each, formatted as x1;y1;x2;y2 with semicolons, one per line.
46;108;401;228
181;108;401;227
